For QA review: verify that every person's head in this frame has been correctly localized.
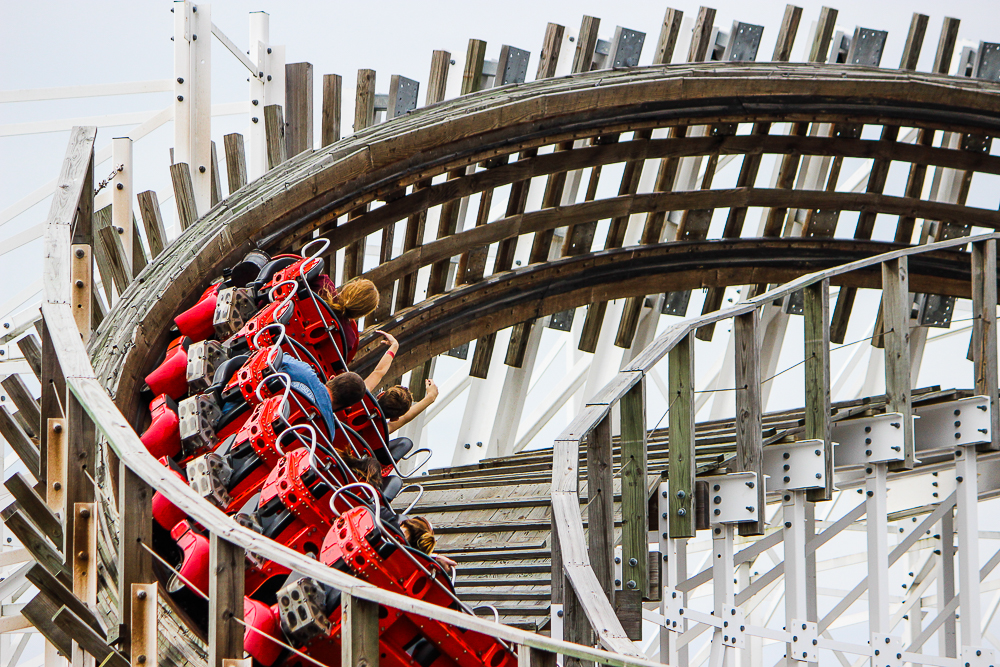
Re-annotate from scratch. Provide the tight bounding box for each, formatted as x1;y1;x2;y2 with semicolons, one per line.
326;372;366;411
400;516;436;554
378;385;413;420
343;455;383;489
325;279;379;320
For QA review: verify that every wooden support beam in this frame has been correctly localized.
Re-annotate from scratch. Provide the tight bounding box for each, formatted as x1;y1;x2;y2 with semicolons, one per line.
130;583;158;666
208;534;245;667
536;24;565;79
52;605;129;667
97;224;132;296
900;13;930;71
735;310;764;536
16;334;42;380
687;7;717;62
210;140;223;207
222;134;247;195
518;645;556;667
972;239;999;450
137;191;167;259
342;593;379;667
772;5;803;61
461;40;488;95
562;575;594;667
355;69;376;131
131;216;148;277
654;9;684;65
46;418;65;513
619;379;648;596
169;162;198;230
24;562;99;634
119;468;153;643
586;414;614;604
668;335;695;538
63;391;95;565
426;51;450;105
321;74;342;147
40;318;65;487
285;62;314;157
0;408;38;478
73;148;95;246
2;374;39;437
4;472;61;547
263;104;287;169
933;17;961;75
72;504;97;617
3;509;69;585
804;279;833;501
808;7;839;63
572;16;601;73
22;592;72;657
882;257;915;470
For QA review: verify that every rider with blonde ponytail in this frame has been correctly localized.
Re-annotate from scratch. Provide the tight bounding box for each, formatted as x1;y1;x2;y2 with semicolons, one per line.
319;278;379;364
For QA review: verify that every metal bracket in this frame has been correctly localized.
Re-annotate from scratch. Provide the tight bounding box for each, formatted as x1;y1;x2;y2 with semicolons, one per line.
959;646;998;667
702;472;758;524
832;412;907;465
719;605;745;650
975;42;1000;81
914;396;991;452
388;76;419;118
722;22;764;62
871;634;904;667
496;46;530;85
789;620;818;662
661;589;684;633
762;439;827;491
845;28;888;66
608;27;645;68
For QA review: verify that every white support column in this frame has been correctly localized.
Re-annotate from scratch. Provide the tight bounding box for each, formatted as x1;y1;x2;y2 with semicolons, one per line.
189;2;212;212
489;320;545;457
658;482;685;667
709;523;735;667
955;445;983;650
784;490;807;667
938;508;957;657
173;1;193;166
247;11;270;180
867;463;890;636
111;137;133;272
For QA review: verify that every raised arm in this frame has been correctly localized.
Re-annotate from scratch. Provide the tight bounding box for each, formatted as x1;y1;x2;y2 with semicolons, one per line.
388;379;439;433
364;331;399;391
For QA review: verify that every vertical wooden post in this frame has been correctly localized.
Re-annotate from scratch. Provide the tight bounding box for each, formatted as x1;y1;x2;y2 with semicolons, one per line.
517;646;554;667
137;191;168;259
807;7;839;62
46;418;66;517
321;74;342;146
208;534;245;667
882;257;915;469
804;280;833;501
342;594;379;667
972;239;999;450
130;218;148;277
130;583;158;667
72;502;97;667
169;162;199;230
461;40;488;95
426;51;451;105
222;134;248;194
39;320;65;519
687;7;717;62
668;334;695;538
210;140;223;206
63;392;95;562
619;379;648;596
119;468;153;648
535;24;564;79
111;137;134;275
771;5;803;61
563;581;593;667
735;310;765;536
586;415;614;603
355;69;376;131
572;16;601;73
285;62;314;157
263;104;287;169
900;13;930;71
654;9;684;65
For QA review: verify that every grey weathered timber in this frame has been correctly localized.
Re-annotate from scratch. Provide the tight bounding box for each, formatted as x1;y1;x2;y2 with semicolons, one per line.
519;646;556;667
97;224;131;295
90;205;115;303
118;467;153;641
882;257;914;470
573;16;601;73
63;391;95;562
687;7;716;62
17;334;42;380
263;104;287;169
51;605;129;667
536;24;565;79
972;239;999;450
222;134;247;195
2;374;39;435
137;190;167;259
668;335;695;538
285;62;314;157
131;217;148;277
654;9;684;65
208;534;245;667
4;510;69;584
355;69;376;131
804;279;833;501
210;140;223;206
4;472;61;546
734;311;764;536
322;74;342;146
900;13;930;70
40;317;66;486
586;415;614;604
342;594;379;667
808;7;839;62
462;39;488;95
772;5;803;61
619;380;648;595
563;582;594;667
426;51;450;105
169;162;198;230
0;407;39;478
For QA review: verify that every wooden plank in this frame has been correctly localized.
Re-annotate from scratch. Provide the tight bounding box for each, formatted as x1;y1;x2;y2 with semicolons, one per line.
462;40;488;95
210;140;223;206
900;13;929;71
586;415;614;604
2;374;39;436
70;244;95;342
619;379;648;596
263;104;287;169
342;593;380;667
321;74;342;146
572;16;601;73
209;534;245;667
536;24;565;79
4;472;61;547
772;5;803;61
562;574;594;667
119;467;153;639
285;62;314;157
808;7;839;63
22;592;72;657
426;51;451;105
933;17;961;75
654;9;684;65
0;407;39;477
16;334;42;380
169;162;198;230
804;279;833;501
63;391;95;566
4;510;69;584
687;7;716;62
39;317;64;485
136;191;167;258
51;605;129;667
882;257;914;470
97;225;132;295
734;310;764;536
972;239;999;450
130;583;158;666
131;216;148;277
355;69;376;131
73;146;95;246
668;335;695;538
518;645;556;667
72;505;97;639
222;134;247;195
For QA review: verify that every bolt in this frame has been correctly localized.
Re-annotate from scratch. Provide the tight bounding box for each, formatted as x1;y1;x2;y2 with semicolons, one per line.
746;481;754;489
783;476;790;483
267;75;272;81
783;452;790;460
676;490;686;499
137;656;146;664
267;47;272;54
958;476;964;482
198;165;206;173
816;473;822;479
177;77;184;84
626;580;636;589
865;450;872;456
53;482;61;490
628;558;637;567
867;490;874;497
793;636;798;642
252;117;259;123
177;95;184;101
713;496;721;504
677;508;686;517
192;34;197;40
116;182;124;190
714;509;720;516
557;610;564;618
53;423;63;434
77;551;88;562
74;248;85;258
815;449;821;455
75;279;84;288
661;490;668;498
79;507;90;519
746;506;754;512
783;464;790;471
784;521;792;528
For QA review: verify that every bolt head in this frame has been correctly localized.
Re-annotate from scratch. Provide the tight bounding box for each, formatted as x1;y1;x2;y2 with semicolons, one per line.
79;507;90;519
75;280;84;288
53;423;63;434
177;77;184;84
74;249;85;258
199;165;206;173
137;656;146;664
116;183;124;190
177;95;184;102
137;590;147;600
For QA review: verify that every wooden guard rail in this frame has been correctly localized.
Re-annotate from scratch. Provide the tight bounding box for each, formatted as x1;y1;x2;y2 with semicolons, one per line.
550;228;1000;651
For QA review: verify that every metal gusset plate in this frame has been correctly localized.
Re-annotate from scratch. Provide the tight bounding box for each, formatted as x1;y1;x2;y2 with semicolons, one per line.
975;42;1000;81
547;310;574;332
609;27;645;68
388;76;419;118
661;291;691;316
446;342;470;360
846;27;888;66
722;22;764;62
496;46;530;85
